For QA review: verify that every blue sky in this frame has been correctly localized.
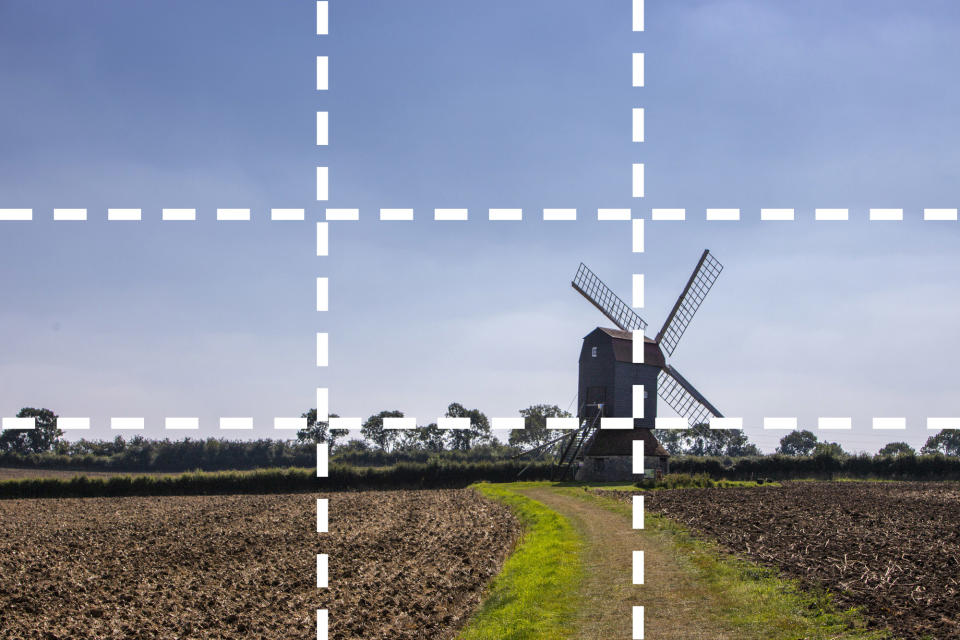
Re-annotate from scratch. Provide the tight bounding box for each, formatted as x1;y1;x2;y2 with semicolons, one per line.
1;0;959;453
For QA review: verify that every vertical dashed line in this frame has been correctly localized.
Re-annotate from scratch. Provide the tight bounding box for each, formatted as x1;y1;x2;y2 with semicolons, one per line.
316;7;330;638
632;7;646;631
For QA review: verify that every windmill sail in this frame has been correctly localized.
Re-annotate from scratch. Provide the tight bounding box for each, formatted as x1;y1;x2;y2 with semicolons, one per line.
572;263;648;332
657;365;723;427
655;250;723;356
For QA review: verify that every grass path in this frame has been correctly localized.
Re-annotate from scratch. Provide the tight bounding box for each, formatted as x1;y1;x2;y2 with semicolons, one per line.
465;483;886;640
519;487;741;640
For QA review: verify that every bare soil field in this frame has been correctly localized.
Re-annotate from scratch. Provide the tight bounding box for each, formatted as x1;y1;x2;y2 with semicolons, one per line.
604;481;960;639
0;489;519;639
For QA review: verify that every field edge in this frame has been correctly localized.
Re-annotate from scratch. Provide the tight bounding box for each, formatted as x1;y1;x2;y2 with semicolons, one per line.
456;483;583;640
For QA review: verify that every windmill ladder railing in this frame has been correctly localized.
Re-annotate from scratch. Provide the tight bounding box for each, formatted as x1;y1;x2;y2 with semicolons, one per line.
552;412;602;481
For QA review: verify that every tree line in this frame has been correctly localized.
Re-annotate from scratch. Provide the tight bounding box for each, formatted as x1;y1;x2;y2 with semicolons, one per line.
2;407;958;473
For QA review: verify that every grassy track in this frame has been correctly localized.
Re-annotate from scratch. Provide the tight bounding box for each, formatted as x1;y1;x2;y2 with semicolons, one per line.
551;485;890;640
457;484;583;640
466;482;889;640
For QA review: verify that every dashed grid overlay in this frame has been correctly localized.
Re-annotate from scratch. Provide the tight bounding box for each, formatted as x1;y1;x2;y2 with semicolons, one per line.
2;1;958;639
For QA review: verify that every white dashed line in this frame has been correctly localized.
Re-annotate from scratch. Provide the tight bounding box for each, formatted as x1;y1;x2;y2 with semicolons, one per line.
111;417;145;430
380;208;414;221
706;208;739;221
162;208;196;221
271;208;306;221
815;208;848;221
274;417;307;430
164;417;199;430
818;417;852;430
632;219;644;253
632;163;644;198
651;208;684;221
763;417;797;430
872;417;906;430
869;208;903;221
217;208;251;221
1;417;35;429
220;417;254;430
108;208;141;221
53;208;87;221
598;208;631;221
924;208;958;221
760;208;794;221
325;208;358;221
632;53;644;87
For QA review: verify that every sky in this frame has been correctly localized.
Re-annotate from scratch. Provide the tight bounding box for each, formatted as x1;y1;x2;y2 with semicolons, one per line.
1;0;959;454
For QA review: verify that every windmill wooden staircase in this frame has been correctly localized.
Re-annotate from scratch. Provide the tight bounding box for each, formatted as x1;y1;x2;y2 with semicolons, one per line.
551;412;602;481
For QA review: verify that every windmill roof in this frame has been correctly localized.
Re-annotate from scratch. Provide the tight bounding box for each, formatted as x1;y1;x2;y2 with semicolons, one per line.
595;327;656;343
584;327;666;367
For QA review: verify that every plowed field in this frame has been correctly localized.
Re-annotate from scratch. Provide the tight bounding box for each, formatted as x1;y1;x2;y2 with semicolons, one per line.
0;490;519;640
605;481;960;639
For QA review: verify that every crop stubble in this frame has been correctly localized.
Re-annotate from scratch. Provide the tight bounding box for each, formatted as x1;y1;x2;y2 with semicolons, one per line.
0;489;519;639
605;481;960;639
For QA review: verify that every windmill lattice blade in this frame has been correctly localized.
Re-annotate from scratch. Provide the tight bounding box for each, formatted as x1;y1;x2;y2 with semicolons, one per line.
657;365;723;427
656;250;723;356
572;263;648;332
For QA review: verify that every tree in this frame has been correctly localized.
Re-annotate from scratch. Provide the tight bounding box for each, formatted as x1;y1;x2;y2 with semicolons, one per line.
416;422;446;452
509;404;572;450
921;430;960;456
812;441;846;457
0;407;62;453
360;410;405;452
777;430;818;456
877;441;916;457
653;429;684;455
444;402;492;451
296;410;349;449
726;432;762;457
667;423;759;457
336;439;370;455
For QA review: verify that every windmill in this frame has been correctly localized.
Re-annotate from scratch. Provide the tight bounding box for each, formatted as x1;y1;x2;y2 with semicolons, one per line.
552;249;725;481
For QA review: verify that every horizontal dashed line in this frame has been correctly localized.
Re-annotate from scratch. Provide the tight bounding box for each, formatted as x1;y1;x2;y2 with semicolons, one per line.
5;416;957;431
869;208;903;221
706;208;739;221
643;208;960;221
53;208;87;221
7;207;956;223
924;208;958;220
1;209;317;222
598;208;631;221
217;208;250;221
379;208;414;221
162;208;196;221
760;208;795;221
651;208;685;221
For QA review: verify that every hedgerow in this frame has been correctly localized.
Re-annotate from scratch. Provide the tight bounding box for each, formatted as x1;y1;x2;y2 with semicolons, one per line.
668;453;960;480
0;460;556;499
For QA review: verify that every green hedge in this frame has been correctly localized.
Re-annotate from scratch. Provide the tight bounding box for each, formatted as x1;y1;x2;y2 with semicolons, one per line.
669;453;960;480
0;460;555;499
0;441;532;473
